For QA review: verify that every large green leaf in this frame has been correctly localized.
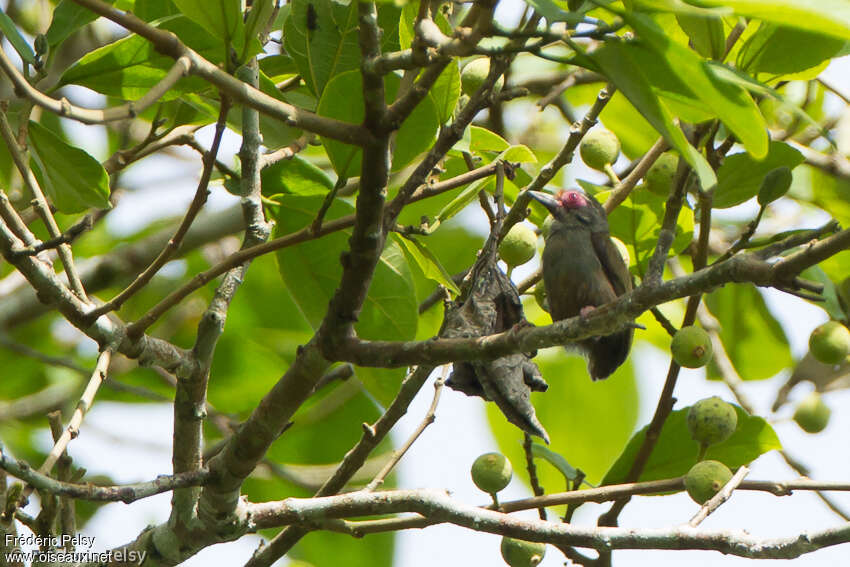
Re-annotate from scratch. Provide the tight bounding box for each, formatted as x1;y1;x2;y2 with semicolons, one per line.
58;17;216;99
394;233;461;296
605;188;694;276
317;70;438;178
592;39;717;190
676;13;725;59
737;22;847;75
602;405;781;485
27;121;110;213
489;353;639;486
713;141;804;208
271;196;417;405
45;0;117;47
256;155;334;197
695;0;850;41
625;11;769;160
173;0;244;54
283;0;360;96
705;284;793;381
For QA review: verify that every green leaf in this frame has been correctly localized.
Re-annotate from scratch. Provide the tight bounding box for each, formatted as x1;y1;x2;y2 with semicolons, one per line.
501;144;537;163
0;7;35;64
45;0;117;47
470;126;510;153
706;284;792;381
317;70;438;178
676;13;725;59
714;141;804;208
244;0;274;56
284;0;360;96
605;188;694;275
428;63;461;124
490;354;638;486
694;0;850;42
592;39;717;190
394;234;461;296
58;18;216;99
737;22;847;76
530;443;582;482
27;121;110;213
435;177;494;224
270;196;417;405
256;155;334;197
757;166;792;206
624;12;769;160
173;0;244;54
602;405;781;485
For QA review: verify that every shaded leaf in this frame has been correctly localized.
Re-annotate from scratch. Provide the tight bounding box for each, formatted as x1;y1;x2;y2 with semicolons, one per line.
602;405;781;485
27;121;110;213
394;234;461;295
0;7;35;64
270;196;417;405
317;70;438;177
737;22;847;75
283;0;360;96
714;141;803;208
706;284;792;381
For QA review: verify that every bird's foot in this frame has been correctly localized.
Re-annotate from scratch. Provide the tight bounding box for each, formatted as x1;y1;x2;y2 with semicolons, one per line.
579;305;596;318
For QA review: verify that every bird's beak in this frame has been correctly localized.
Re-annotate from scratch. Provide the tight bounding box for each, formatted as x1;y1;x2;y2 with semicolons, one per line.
528;191;560;216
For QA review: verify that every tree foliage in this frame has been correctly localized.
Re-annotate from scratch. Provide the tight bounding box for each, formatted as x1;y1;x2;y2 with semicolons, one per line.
0;0;850;565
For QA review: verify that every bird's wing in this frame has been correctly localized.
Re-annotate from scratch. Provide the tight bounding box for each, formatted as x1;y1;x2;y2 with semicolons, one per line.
591;231;632;296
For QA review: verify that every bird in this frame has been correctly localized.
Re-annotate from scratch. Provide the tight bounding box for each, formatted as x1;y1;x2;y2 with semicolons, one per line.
529;189;633;380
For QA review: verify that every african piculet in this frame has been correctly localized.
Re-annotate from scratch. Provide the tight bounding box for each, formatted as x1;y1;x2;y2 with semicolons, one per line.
529;189;633;380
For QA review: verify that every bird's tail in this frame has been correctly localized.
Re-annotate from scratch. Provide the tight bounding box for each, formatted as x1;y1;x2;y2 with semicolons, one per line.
586;327;634;381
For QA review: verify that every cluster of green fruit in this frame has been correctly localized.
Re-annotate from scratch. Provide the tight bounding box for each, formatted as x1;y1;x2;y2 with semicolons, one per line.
783;320;847;434
683;396;738;505
470;453;546;567
578;128;680;196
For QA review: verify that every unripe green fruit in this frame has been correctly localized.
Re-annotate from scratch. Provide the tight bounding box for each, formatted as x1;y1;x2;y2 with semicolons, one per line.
793;391;831;433
808;321;850;365
644;152;678;196
580;129;620;171
461;58;504;97
499;224;537;267
687;396;737;446
471;453;512;495
500;537;546;567
684;460;733;504
671;326;713;368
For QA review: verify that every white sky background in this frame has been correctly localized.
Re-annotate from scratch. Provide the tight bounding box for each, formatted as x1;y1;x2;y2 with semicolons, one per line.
7;1;850;565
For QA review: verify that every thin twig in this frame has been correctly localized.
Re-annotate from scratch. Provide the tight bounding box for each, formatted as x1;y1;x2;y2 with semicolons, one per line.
0;110;88;300
365;371;445;491
688;466;750;527
91;97;232;323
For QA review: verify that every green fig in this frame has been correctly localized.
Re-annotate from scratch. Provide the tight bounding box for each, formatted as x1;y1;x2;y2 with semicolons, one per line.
684;460;733;505
500;537;546;567
461;58;503;97
808;321;850;365
643;152;678;196
580;129;620;171
687;396;737;446
471;453;512;495
793;391;831;433
671;326;713;368
499;224;537;267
